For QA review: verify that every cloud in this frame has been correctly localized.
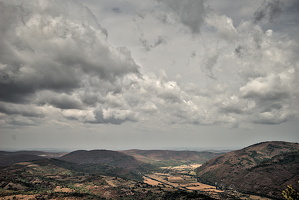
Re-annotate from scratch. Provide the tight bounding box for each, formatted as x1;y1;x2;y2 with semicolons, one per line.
254;0;283;23
0;0;139;104
240;71;293;101
0;102;44;118
36;91;83;110
201;47;219;79
93;108;138;124
139;35;166;51
205;14;238;41
0;0;298;128
252;109;290;125
5;116;40;126
239;70;295;125
158;0;207;33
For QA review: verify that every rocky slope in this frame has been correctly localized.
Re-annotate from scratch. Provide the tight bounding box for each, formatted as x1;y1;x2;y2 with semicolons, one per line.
196;141;299;199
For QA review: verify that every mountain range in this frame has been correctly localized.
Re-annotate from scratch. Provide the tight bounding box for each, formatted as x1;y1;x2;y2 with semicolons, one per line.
1;141;298;199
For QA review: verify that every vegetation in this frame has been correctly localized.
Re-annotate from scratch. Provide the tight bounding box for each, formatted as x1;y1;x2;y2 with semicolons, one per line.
196;141;299;199
0;158;219;199
1;143;298;199
282;184;299;200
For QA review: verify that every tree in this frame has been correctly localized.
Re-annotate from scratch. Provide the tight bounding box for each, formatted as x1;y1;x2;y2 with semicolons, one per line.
282;185;299;200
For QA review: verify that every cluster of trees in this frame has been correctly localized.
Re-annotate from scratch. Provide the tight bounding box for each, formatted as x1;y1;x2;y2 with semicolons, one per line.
282;184;299;200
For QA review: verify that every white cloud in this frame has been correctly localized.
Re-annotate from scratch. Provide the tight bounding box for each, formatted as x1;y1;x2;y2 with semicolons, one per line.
240;71;293;101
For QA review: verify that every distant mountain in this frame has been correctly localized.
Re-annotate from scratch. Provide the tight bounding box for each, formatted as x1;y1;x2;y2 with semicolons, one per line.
0;154;45;167
122;149;223;166
59;149;147;170
58;149;155;181
0;151;65;158
0;151;64;167
196;141;299;199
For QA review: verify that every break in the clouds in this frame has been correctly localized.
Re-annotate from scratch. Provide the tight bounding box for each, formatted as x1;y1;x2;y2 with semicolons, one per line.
0;0;298;129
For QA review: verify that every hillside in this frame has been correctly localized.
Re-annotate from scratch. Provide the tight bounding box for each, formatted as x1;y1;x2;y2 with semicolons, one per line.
0;151;65;167
0;151;65;158
122;149;223;167
0;154;45;167
58;149;155;181
196;141;299;199
59;150;145;169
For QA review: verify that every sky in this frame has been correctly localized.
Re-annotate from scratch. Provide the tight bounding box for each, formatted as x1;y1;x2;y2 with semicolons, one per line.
0;0;298;151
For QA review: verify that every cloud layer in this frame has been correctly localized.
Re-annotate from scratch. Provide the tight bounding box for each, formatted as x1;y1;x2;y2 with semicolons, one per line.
0;0;298;129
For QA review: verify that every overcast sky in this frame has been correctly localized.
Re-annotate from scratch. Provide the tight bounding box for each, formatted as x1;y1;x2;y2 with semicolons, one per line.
0;0;298;151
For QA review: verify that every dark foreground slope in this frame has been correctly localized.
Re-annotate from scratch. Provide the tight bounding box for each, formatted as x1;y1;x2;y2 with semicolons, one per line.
196;141;299;199
122;149;223;166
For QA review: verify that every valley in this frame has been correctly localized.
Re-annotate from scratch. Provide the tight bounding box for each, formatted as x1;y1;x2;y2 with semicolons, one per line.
0;161;270;200
0;141;298;199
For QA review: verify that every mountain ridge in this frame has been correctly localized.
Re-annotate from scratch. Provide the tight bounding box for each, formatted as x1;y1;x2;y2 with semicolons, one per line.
122;149;223;167
196;141;299;199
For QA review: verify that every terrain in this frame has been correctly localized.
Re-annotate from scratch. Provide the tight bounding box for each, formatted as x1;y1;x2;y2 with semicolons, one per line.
0;151;65;167
0;158;221;199
0;149;235;199
58;150;155;181
122;149;223;167
59;150;145;169
196;141;299;199
0;142;298;199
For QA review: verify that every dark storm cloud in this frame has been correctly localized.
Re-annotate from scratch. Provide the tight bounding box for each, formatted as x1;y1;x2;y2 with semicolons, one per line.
0;60;81;103
254;0;283;23
0;0;144;125
0;0;140;105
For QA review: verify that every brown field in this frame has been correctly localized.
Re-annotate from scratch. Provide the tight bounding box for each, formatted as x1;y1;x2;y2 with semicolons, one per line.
143;177;161;186
54;186;74;193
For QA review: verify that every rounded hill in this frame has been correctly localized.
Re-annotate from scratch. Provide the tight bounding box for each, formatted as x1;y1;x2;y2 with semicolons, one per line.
59;149;145;170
